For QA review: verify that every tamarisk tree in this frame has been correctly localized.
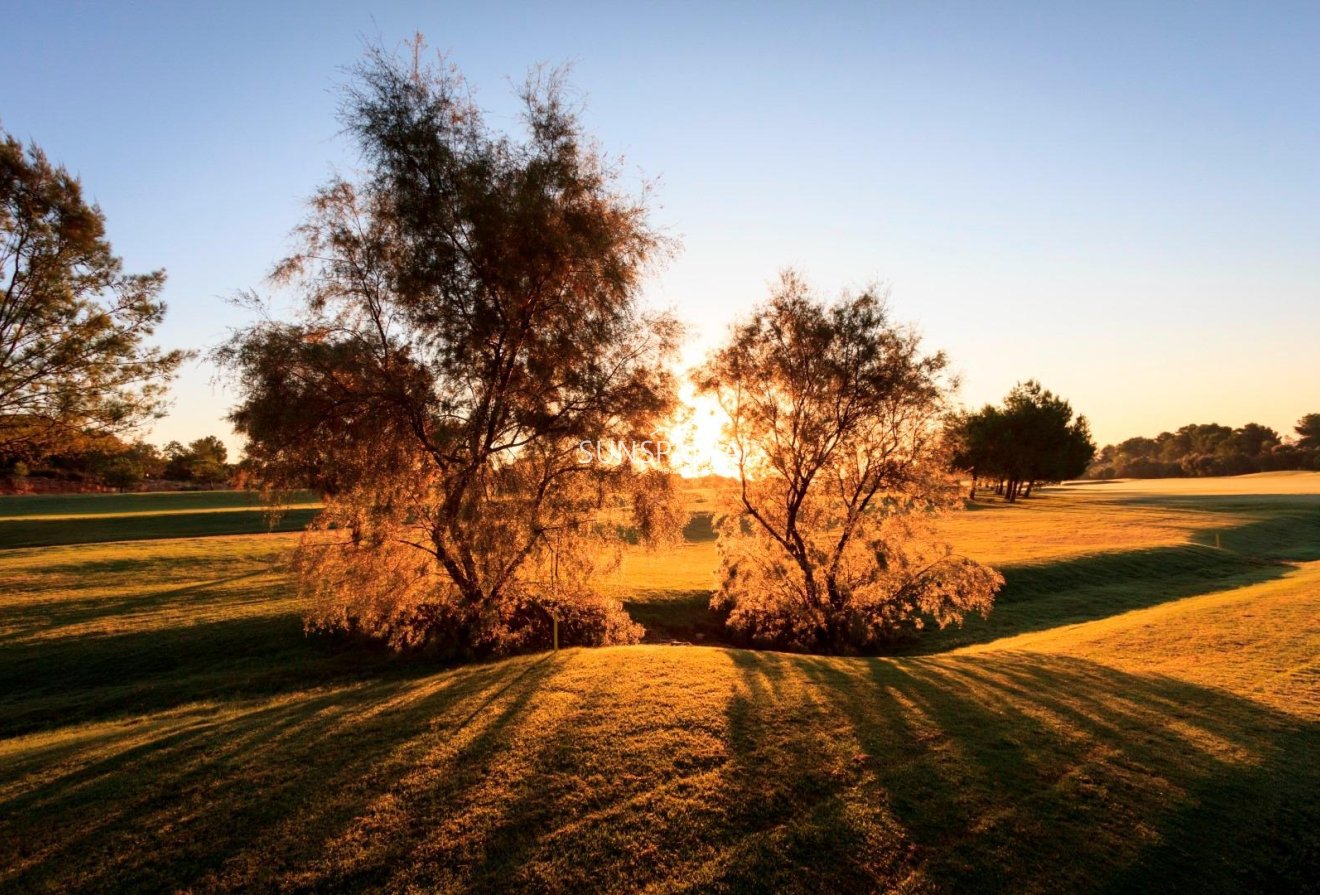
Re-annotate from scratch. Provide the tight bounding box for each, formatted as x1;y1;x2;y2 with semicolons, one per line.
220;44;682;655
696;272;1001;653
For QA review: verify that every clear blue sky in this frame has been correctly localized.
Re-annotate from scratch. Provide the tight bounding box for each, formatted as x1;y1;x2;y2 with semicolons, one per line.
4;1;1318;450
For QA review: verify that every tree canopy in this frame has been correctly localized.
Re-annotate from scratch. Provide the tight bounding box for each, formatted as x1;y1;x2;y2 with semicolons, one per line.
695;272;1001;653
1295;414;1320;450
220;43;681;656
0;129;187;462
163;436;229;487
949;381;1095;501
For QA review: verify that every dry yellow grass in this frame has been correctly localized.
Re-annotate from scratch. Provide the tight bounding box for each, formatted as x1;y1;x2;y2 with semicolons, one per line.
966;560;1320;720
936;490;1235;566
1076;471;1320;496
1;474;1318;892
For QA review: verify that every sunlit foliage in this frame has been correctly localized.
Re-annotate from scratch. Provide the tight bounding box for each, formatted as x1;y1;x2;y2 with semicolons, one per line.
219;42;681;655
0;129;187;462
696;272;1001;653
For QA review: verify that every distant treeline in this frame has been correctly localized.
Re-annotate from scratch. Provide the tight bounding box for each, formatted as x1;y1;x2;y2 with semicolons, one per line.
1086;415;1320;479
2;432;234;492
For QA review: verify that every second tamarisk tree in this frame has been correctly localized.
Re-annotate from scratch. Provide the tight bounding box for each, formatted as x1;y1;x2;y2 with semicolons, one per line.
696;272;1003;653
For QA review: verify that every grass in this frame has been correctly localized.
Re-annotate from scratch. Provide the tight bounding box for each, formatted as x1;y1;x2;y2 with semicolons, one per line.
912;491;1320;654
0;489;319;518
0;489;320;549
1;476;1318;892
0;508;321;550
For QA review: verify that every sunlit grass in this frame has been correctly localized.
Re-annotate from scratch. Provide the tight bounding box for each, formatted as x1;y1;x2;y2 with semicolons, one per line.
1;475;1318;891
965;561;1320;719
936;489;1236;566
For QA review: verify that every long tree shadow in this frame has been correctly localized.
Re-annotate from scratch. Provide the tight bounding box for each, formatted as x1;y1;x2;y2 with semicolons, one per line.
729;649;1320;894
0;654;558;894
3;644;1316;893
0;609;434;736
0;570;273;642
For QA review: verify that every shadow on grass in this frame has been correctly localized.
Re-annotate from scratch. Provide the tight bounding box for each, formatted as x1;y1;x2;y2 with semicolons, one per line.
906;500;1320;654
682;511;717;542
728;649;1320;894
0;570;274;639
623;588;722;643
0;609;433;736
3;646;1315;893
0;654;558;894
0;490;319;519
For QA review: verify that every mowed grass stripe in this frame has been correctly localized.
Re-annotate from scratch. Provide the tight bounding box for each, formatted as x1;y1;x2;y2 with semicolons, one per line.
0;507;321;549
1;476;1318;892
0;490;319;519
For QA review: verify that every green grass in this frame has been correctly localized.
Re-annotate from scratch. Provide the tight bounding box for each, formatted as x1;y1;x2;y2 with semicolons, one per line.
1;476;1318;892
0;489;318;518
912;495;1320;653
0;508;320;550
0;489;321;549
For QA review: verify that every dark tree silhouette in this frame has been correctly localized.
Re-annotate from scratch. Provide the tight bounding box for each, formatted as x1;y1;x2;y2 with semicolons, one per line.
949;381;1094;501
1088;419;1318;478
163;436;229;486
1296;414;1320;450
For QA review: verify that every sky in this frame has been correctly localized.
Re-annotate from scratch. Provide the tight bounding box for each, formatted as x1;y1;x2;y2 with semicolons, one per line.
4;1;1318;456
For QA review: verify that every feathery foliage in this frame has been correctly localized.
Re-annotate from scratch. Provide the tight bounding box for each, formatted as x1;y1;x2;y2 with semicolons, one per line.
696;272;1001;652
219;42;680;655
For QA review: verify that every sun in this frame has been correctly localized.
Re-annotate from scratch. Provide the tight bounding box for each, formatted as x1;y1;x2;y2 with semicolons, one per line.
668;387;739;478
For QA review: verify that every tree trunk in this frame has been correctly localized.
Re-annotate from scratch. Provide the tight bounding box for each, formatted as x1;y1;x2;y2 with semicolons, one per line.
968;472;978;500
822;574;848;650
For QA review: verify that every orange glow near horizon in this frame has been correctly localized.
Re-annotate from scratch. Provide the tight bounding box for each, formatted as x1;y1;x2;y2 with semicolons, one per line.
669;388;740;479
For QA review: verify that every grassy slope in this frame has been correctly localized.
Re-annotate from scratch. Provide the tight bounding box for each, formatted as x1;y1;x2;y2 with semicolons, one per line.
1;477;1318;892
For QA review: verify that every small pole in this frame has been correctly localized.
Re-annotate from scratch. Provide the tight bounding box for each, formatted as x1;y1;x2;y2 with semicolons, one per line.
550;534;559;652
1215;532;1221;549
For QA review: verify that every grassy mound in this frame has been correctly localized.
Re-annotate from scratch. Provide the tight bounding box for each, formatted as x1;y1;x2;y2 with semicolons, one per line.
1;479;1318;892
3;638;1316;892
